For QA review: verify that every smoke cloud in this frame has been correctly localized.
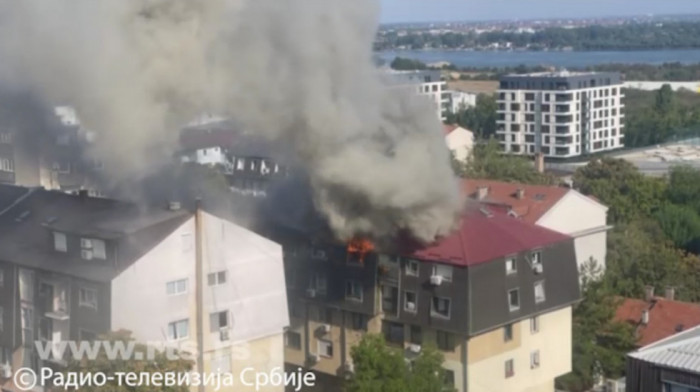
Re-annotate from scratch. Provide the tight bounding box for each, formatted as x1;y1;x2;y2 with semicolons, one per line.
0;0;461;242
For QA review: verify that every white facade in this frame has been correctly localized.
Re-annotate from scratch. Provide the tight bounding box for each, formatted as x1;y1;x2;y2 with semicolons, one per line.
111;211;289;391
445;90;477;114
497;72;625;158
445;126;474;163
386;70;448;121
536;190;609;273
181;147;230;167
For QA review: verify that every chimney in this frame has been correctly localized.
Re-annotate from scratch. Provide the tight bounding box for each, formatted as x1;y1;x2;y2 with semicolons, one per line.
476;186;489;200
665;286;675;301
168;201;181;211
641;309;649;325
516;188;525;200
534;152;545;173
645;285;655;302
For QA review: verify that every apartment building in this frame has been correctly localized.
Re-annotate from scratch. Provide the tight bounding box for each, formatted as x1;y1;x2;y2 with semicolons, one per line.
385;70;449;121
0;103;100;193
463;180;610;273
496;71;624;158
0;185;288;392
179;123;288;198
271;205;581;392
444;124;474;163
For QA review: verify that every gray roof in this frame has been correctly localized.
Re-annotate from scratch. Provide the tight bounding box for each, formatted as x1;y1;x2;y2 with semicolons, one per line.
629;325;700;374
0;185;192;282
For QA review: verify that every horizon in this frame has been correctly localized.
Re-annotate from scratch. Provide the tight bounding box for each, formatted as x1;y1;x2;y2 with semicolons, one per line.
380;0;700;24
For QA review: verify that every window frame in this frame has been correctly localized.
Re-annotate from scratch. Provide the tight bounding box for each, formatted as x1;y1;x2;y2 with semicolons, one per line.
78;287;98;310
432;264;453;282
530;316;540;334
404;291;418;313
534;281;546;304
167;319;190;341
54;232;68;253
285;331;302;350
207;271;227;287
508;288;520;312
431;296;451;319
505;256;517;275
436;330;455;352
504;324;513;342
531;350;540;369
405;259;420;277
345;280;363;302
317;339;333;358
166;278;188;296
505;359;515;378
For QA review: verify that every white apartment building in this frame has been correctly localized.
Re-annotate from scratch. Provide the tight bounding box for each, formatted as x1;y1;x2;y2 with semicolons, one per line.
496;71;625;158
444;90;477;114
385;70;449;121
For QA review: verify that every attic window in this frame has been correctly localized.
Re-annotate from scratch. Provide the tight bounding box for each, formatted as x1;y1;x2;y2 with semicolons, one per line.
81;238;106;260
54;232;67;252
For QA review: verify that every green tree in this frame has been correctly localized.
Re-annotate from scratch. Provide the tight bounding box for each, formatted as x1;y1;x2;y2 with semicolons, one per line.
556;260;637;392
455;138;555;185
667;165;700;212
447;94;497;139
63;331;193;391
346;334;454;392
573;158;666;223
654;203;700;252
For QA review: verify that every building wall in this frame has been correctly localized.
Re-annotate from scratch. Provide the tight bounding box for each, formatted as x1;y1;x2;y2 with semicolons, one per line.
497;79;625;158
110;218;196;343
445;127;474;163
536;191;608;271
467;306;572;392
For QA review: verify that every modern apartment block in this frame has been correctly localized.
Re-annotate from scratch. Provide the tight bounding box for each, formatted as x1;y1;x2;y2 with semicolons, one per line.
269;205;581;392
0;185;289;392
385;70;449;121
496;71;625;158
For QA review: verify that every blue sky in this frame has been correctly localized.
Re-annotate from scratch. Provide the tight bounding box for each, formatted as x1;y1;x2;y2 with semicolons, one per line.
380;0;700;24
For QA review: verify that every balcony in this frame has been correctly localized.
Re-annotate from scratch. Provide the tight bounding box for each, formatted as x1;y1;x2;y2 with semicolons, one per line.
555;94;573;102
555;105;571;113
40;282;70;321
555;126;572;134
555;115;574;124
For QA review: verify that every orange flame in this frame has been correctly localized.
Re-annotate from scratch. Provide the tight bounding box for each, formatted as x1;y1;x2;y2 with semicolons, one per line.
347;238;375;263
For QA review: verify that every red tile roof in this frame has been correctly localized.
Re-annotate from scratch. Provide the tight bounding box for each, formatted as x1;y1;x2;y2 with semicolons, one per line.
443;124;459;136
615;297;700;346
462;179;570;224
401;205;572;267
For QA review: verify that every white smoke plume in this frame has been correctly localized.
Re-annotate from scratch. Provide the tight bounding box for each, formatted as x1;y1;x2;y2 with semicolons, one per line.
0;0;462;242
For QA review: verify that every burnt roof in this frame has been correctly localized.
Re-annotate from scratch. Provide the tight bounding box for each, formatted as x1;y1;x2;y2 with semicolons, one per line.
0;185;192;282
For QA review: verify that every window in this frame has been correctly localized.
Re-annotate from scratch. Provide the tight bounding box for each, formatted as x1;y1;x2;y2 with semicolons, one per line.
410;325;422;345
310;273;327;295
210;311;229;331
534;281;546;304
350;313;366;331
405;259;419;276
383;321;404;345
345;280;363;302
79;288;98;309
285;331;301;350
168;319;189;340
505;257;517;275
0;158;13;172
531;251;542;267
207;271;227;286
531;350;540;369
381;286;398;314
504;324;513;342
404;291;417;312
531;316;540;333
54;232;67;252
166;279;188;296
317;340;333;358
432;264;453;282
432;296;451;319
505;359;514;378
508;289;520;312
80;238;106;260
436;330;455;351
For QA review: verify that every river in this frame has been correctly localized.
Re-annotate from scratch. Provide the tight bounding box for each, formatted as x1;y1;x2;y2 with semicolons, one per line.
375;48;700;68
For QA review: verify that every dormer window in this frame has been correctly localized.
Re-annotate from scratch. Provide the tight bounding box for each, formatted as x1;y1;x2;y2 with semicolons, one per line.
81;238;106;260
53;232;67;252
